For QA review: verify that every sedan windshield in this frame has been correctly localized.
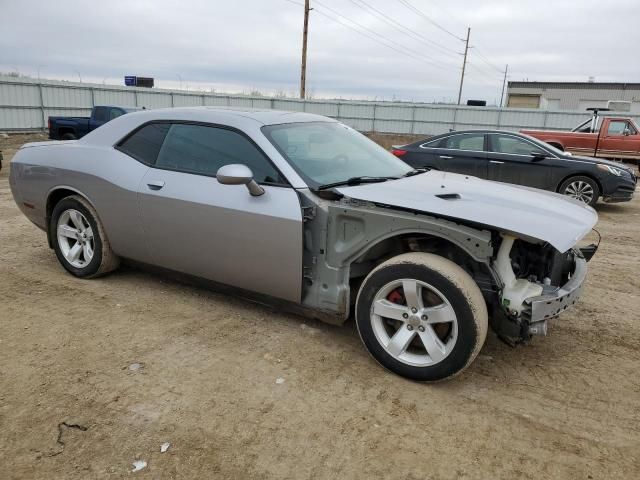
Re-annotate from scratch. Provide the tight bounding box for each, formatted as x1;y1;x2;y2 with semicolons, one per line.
262;122;413;188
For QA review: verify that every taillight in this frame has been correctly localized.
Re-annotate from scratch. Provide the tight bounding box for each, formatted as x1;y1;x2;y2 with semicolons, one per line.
48;118;51;130
392;149;407;157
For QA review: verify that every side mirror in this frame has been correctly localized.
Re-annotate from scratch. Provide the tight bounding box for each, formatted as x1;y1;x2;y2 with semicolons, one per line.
216;164;265;196
530;151;547;161
623;128;631;136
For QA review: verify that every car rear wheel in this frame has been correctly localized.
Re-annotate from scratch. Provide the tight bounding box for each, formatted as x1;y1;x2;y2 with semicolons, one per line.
559;176;600;206
355;253;488;381
50;195;119;278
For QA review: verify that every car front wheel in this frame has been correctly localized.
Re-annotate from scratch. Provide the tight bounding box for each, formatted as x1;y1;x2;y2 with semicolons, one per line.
559;176;600;206
356;253;488;381
50;195;119;278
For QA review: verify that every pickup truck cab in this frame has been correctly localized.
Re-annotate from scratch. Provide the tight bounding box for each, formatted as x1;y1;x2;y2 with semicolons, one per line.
522;116;640;162
48;106;139;140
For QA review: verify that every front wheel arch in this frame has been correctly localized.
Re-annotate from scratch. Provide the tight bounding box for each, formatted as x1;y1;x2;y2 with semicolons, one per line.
547;141;564;151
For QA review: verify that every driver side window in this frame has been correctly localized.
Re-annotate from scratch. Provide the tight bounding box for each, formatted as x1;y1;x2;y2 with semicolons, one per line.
607;120;635;135
155;124;285;184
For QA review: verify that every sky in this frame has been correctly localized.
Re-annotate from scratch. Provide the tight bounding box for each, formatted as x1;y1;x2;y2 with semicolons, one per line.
1;0;638;104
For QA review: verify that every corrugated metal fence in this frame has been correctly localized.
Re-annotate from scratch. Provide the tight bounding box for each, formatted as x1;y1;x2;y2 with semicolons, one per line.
2;76;639;135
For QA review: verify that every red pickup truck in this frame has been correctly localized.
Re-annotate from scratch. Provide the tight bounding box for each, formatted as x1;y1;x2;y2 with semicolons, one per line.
522;116;640;162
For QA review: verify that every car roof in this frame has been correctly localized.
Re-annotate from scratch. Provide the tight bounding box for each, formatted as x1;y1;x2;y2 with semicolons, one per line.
120;106;334;126
410;129;535;145
79;106;337;149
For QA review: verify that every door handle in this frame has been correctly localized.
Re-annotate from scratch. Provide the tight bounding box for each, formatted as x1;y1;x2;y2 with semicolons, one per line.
439;155;453;159
490;160;504;164
146;180;165;190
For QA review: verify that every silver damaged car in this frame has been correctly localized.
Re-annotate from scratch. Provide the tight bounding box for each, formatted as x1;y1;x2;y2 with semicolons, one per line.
9;107;599;381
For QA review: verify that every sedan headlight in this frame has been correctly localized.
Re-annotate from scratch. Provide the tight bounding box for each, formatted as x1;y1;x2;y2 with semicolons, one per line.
597;164;624;176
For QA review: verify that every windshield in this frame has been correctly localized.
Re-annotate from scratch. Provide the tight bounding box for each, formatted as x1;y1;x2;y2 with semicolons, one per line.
262;122;413;188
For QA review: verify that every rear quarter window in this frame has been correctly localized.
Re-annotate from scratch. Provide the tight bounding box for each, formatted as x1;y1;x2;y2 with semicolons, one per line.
116;123;171;165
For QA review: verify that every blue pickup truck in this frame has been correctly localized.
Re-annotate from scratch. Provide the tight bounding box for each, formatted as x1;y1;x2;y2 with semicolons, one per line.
48;106;140;140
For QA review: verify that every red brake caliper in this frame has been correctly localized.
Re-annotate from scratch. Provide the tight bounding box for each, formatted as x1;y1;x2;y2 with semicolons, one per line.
387;288;404;305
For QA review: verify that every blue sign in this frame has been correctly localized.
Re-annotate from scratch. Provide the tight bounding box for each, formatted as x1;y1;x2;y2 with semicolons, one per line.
124;76;137;86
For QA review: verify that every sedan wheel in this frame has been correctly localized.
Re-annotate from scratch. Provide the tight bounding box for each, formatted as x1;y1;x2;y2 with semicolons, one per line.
560;176;600;206
356;253;488;381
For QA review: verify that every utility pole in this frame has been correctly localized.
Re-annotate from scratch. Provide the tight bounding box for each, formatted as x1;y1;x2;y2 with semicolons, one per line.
300;0;310;99
500;64;509;107
456;27;470;105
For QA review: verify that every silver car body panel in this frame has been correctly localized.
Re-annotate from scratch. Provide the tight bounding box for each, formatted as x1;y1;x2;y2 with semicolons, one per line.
336;170;598;253
138;168;303;302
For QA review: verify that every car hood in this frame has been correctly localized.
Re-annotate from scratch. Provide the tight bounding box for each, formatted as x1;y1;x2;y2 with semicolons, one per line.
563;154;636;173
336;171;598;253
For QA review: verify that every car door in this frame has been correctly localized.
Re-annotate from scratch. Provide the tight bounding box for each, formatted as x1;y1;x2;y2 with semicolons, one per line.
487;133;555;189
422;133;488;178
138;122;303;303
599;119;639;159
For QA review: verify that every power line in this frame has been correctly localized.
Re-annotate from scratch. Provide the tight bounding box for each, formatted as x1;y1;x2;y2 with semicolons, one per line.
311;0;461;71
466;64;505;95
466;61;503;83
349;0;462;57
396;0;465;42
471;46;505;74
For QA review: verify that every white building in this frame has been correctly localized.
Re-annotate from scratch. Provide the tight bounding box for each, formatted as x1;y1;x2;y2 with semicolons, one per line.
507;81;640;113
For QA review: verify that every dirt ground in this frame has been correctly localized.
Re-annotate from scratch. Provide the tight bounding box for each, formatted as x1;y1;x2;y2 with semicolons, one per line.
0;133;639;479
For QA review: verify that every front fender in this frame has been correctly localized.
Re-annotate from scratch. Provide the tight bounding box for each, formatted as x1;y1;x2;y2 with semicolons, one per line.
326;203;493;266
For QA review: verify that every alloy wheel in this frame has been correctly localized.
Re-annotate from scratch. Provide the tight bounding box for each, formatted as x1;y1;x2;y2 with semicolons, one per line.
370;278;458;367
56;209;95;268
564;180;594;204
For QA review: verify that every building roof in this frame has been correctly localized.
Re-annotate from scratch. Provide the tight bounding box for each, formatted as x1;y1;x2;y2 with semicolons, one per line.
508;81;640;90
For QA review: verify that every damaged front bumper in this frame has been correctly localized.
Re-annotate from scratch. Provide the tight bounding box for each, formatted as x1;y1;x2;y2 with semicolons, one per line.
492;236;593;343
522;253;588;332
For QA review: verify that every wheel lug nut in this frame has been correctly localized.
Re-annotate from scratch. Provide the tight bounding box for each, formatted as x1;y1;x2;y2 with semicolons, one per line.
421;315;428;321
411;307;417;313
407;325;413;331
402;313;409;319
418;326;425;332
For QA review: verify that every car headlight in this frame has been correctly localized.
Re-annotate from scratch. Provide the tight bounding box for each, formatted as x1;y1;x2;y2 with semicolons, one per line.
597;164;624;176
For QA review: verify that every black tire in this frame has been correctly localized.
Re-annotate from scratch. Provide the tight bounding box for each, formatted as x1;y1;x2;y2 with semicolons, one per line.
50;195;119;278
61;132;76;140
355;253;488;382
558;175;600;207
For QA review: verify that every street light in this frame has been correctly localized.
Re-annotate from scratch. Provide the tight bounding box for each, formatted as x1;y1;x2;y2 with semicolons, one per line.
74;70;82;83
